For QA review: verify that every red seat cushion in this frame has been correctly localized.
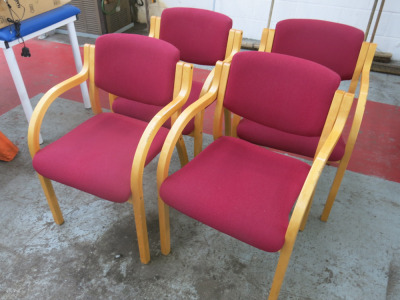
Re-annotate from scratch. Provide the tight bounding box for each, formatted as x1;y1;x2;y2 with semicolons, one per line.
237;118;346;161
33;113;169;203
160;136;311;252
113;80;203;135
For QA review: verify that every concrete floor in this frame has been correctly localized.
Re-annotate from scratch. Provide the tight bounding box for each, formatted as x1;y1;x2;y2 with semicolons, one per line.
1;32;400;299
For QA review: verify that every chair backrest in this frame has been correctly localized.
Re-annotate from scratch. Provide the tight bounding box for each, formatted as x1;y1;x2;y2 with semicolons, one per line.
224;52;341;137
271;19;365;80
95;33;180;106
159;7;233;65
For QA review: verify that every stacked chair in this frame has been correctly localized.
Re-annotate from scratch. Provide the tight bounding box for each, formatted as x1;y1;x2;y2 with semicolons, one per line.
230;19;377;225
157;51;354;299
28;5;377;299
112;7;242;157
28;33;193;264
28;7;241;265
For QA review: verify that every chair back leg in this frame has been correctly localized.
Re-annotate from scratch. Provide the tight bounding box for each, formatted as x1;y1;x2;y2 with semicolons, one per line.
320;156;349;221
299;189;318;231
38;175;64;225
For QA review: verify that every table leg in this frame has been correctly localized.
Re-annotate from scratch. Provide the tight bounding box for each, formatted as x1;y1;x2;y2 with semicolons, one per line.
3;47;43;144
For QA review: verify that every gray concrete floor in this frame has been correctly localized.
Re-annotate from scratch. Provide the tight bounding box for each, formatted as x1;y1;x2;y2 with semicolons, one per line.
1;32;400;299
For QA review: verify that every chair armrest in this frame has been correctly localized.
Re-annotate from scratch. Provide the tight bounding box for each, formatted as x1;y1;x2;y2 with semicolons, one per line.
131;62;193;195
342;43;377;161
314;90;346;157
28;44;91;157
199;30;242;98
157;61;224;189
258;28;275;53
149;16;161;39
286;91;354;240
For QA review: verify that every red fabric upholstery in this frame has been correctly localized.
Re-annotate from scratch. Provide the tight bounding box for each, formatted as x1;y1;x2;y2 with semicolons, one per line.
224;52;340;137
33;113;169;203
113;80;203;135
272;19;364;80
160;136;310;252
237;118;346;161
112;98;163;124
95;33;179;106
160;7;232;65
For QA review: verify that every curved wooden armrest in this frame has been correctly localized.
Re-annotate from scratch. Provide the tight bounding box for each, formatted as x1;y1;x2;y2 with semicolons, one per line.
341;42;376;159
258;28;275;53
199;30;242;98
157;61;224;190
287;91;354;237
28;45;91;157
149;16;161;39
314;90;346;157
354;43;376;116
225;30;243;60
131;62;193;195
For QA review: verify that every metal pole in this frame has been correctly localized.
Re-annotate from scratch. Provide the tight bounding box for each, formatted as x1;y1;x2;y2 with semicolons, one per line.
267;0;275;29
212;0;216;11
370;0;385;43
365;0;378;41
144;0;150;31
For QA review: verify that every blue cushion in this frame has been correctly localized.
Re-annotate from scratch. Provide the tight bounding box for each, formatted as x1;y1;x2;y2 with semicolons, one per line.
0;4;80;42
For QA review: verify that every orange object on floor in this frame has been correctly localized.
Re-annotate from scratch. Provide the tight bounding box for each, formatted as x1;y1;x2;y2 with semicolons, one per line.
0;131;19;161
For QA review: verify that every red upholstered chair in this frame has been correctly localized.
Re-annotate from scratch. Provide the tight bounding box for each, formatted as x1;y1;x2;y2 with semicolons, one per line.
230;19;377;223
111;7;242;157
157;52;354;299
28;34;193;264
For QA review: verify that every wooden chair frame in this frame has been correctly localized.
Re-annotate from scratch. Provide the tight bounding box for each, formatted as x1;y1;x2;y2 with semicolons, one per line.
147;15;243;157
156;60;355;299
28;43;193;264
228;27;377;225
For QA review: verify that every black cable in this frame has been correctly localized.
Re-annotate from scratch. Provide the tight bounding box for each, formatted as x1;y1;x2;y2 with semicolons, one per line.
5;0;30;57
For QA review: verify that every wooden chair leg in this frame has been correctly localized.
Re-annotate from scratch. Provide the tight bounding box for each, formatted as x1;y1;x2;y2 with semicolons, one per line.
321;157;348;222
193;110;204;157
194;132;203;157
299;189;316;231
158;196;171;256
37;174;64;225
176;135;189;167
131;191;151;264
268;239;295;300
224;108;231;136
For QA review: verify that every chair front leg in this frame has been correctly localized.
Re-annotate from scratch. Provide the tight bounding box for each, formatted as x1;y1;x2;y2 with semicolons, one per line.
37;175;64;225
268;237;296;300
158;196;171;255
131;190;151;264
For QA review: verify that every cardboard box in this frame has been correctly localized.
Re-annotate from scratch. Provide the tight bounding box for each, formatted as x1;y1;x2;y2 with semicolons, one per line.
0;0;71;29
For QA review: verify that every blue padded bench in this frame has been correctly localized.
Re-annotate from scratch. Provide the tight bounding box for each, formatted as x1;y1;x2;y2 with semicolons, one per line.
0;4;91;142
